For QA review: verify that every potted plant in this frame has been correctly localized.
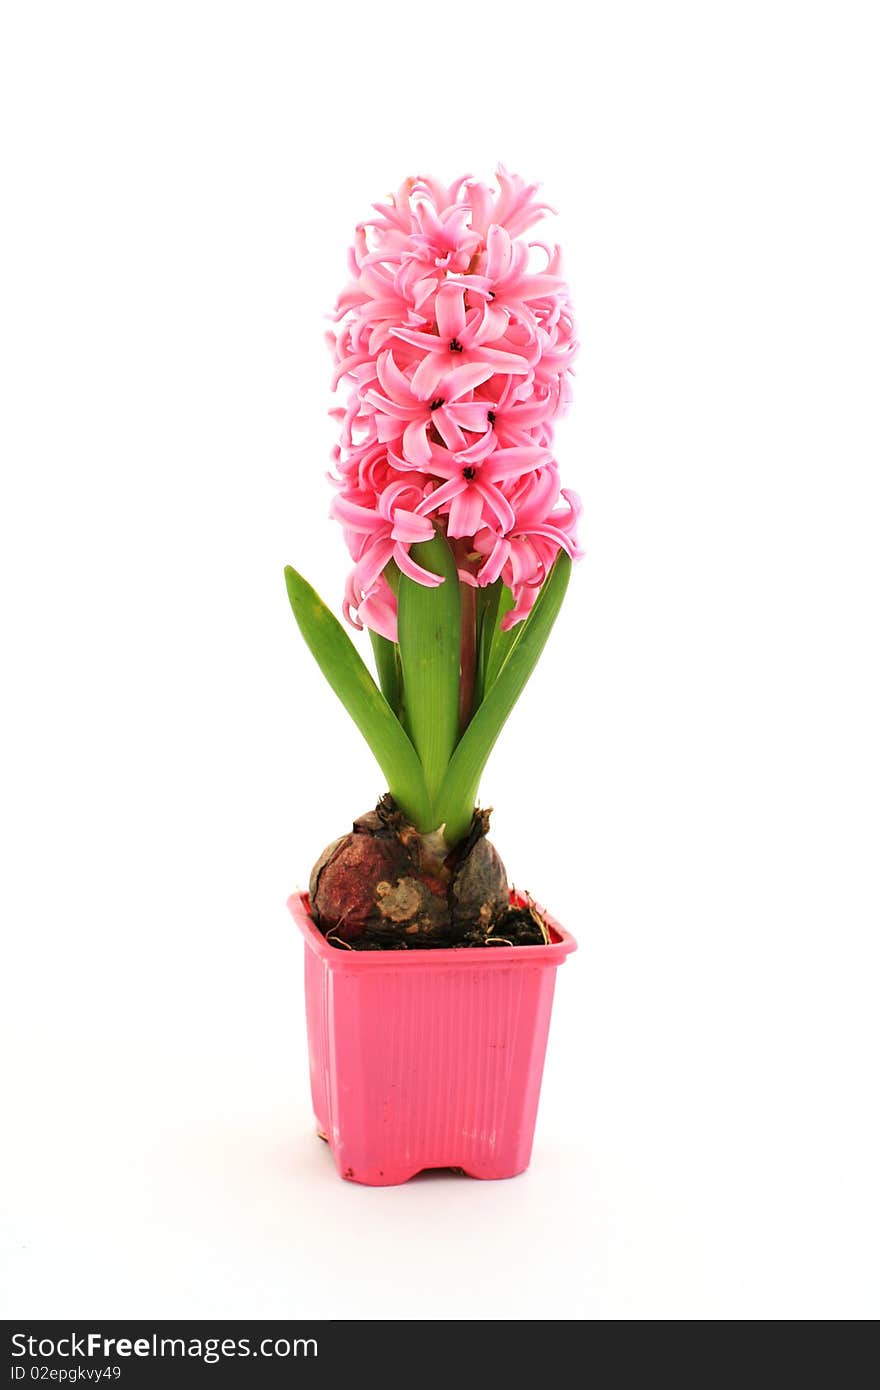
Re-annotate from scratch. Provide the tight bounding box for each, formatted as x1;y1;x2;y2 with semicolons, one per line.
285;168;582;1185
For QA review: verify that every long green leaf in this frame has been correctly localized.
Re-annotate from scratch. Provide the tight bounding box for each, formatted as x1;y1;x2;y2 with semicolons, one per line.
434;553;572;845
396;531;461;803
481;584;518;699
369;630;401;717
284;566;434;830
473;580;501;711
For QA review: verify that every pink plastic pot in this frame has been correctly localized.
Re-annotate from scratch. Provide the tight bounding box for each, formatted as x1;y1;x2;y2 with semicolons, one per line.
288;891;577;1186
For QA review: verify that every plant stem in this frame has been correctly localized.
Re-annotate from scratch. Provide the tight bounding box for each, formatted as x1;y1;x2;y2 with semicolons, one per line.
396;532;461;806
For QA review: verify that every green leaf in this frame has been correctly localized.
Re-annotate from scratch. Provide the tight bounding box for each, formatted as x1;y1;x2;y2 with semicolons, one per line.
434;552;572;845
484;584;518;690
476;583;519;707
473;581;501;711
284;566;434;831
396;531;461;803
369;630;402;718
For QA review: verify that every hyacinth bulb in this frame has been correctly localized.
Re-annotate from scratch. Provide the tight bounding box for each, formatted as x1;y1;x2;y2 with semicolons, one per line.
309;799;509;947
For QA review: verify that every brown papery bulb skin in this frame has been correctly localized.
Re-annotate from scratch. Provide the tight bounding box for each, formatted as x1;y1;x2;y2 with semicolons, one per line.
308;799;508;946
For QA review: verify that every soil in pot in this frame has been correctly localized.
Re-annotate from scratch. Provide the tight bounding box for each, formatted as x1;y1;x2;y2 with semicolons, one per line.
308;794;551;951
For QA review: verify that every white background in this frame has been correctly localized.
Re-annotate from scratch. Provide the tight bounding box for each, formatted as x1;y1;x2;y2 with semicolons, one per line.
1;0;878;1321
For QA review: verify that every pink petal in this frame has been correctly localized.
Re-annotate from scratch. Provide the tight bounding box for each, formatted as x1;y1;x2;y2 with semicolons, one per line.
355;537;396;591
522;522;578;556
505;537;541;590
402;417;432;467
393;542;445;586
475;479;516;533
485;224;512;280
449;401;491;432
500;586;540;631
479;302;510;340
476;535;510;586
376;350;416;402
456;430;498;463
390;508;435;544
435;285;466;340
363;387;420;420
331;496;381;532
484;446;551;481
440;360;495;401
467;345;530;374
379;478;428;517
434;410;468;453
447;487;485;539
416;476;466;514
375;412;406;444
390;326;445;353
358;580;398;643
331;351;375;389
514;273;565;300
410;352;449;398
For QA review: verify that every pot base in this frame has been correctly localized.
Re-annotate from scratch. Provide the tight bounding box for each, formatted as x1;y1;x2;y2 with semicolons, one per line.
290;892;576;1187
315;1128;529;1186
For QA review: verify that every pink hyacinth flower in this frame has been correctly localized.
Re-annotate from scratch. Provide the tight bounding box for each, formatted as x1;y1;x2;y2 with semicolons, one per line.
328;168;582;634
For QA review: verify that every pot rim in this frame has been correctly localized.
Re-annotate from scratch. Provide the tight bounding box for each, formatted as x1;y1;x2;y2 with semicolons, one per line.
287;890;577;969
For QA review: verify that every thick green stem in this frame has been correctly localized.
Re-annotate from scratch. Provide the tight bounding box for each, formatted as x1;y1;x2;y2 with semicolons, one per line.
396;531;461;807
